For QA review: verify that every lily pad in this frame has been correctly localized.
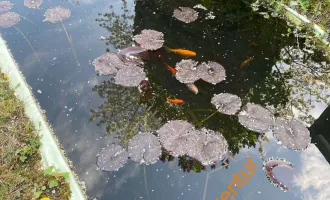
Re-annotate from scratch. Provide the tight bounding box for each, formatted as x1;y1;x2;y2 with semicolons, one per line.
96;144;128;171
238;103;274;133
173;7;199;23
0;1;13;13
273;118;311;150
44;6;71;23
117;46;147;66
24;0;42;9
133;29;164;50
263;157;294;191
175;59;199;83
0;12;19;28
211;93;242;115
197;61;226;84
191;128;228;165
128;132;162;165
115;65;146;87
157;120;195;157
92;53;126;75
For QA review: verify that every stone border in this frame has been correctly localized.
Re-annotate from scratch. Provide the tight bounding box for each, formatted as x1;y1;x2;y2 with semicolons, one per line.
0;36;86;200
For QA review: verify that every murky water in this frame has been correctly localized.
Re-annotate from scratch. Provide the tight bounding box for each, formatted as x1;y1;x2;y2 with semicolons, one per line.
2;0;330;199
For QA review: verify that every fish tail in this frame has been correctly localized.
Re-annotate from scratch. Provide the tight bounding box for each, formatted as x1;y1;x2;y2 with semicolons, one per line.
163;46;172;53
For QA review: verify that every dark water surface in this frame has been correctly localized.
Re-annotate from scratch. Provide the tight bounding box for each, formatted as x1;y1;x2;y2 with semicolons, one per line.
2;0;330;199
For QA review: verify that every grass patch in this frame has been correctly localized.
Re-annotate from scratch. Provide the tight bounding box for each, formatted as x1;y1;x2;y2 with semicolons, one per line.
0;73;71;200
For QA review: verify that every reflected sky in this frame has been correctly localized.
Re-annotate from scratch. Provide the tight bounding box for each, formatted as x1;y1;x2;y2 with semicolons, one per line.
1;0;330;199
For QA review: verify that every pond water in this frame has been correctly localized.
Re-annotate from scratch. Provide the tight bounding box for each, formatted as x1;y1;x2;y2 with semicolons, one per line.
2;0;330;199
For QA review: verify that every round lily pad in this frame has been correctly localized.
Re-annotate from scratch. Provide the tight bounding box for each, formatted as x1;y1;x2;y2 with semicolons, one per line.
211;93;242;115
96;144;128;171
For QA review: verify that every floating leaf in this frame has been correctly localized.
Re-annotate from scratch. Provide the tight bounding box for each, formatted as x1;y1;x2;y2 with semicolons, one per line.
157;120;195;156
238;103;274;133
173;7;199;23
24;0;42;9
273;118;311;150
0;1;13;13
115;65;146;87
133;29;164;50
175;59;199;83
263;157;294;191
96;144;128;171
44;6;71;23
92;53;126;75
117;46;147;66
197;61;226;84
128;132;162;165
211;93;242;115
191;128;228;165
0;11;19;28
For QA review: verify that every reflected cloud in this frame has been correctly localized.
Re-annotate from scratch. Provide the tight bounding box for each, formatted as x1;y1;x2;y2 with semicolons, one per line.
293;144;330;200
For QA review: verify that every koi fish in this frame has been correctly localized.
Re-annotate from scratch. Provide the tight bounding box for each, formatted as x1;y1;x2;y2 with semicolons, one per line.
165;47;196;57
164;63;176;75
249;42;258;47
186;83;198;94
240;57;254;70
167;98;184;104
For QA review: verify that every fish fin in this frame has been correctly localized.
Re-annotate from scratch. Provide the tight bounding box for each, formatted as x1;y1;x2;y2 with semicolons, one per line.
164;46;172;53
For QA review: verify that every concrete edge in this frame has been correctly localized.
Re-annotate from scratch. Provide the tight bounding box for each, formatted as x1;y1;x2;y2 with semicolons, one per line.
0;36;86;200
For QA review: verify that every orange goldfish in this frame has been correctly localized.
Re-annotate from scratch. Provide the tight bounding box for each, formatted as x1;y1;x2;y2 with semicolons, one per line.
165;47;196;57
240;57;254;70
167;98;184;104
164;63;177;75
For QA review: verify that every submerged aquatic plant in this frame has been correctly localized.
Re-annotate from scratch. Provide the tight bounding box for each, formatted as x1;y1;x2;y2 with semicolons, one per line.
197;61;226;85
211;93;242;115
128;132;162;165
263;157;294;192
92;53;126;75
97;144;128;171
114;65;146;87
133;29;164;50
24;0;42;9
273;118;311;150
0;1;13;13
173;7;199;23
0;11;19;28
175;59;199;83
238;103;275;133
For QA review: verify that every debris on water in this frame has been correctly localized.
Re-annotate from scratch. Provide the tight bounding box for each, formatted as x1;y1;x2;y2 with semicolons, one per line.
128;132;162;165
115;65;146;87
96;144;128;171
92;53;126;75
175;59;199;83
0;11;20;28
263;157;294;191
173;7;199;23
133;29;164;50
211;93;242;115
193;4;207;10
24;0;42;9
205;11;215;20
196;61;226;84
37;89;42;94
273;118;311;150
44;6;71;23
191;128;228;165
157;120;195;156
0;1;13;13
238;103;274;133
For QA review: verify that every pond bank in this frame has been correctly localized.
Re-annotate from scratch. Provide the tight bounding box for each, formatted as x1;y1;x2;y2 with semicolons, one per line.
0;36;86;200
